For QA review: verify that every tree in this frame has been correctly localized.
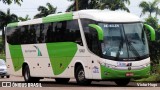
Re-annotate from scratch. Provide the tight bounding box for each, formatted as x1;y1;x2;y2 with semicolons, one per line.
139;0;160;17
0;9;18;52
18;15;30;21
0;0;23;5
144;16;160;73
34;3;57;18
66;0;130;12
100;0;130;12
156;6;160;18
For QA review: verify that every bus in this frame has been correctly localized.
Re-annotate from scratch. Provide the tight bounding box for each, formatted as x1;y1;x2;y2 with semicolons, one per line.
5;10;155;86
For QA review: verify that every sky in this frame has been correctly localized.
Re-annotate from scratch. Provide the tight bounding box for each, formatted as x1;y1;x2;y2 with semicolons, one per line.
0;0;159;35
0;0;159;20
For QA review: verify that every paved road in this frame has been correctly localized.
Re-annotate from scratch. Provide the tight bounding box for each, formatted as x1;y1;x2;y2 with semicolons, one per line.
0;75;160;90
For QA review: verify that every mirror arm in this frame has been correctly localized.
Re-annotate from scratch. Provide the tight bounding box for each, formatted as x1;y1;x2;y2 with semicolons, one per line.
144;24;156;41
88;24;104;41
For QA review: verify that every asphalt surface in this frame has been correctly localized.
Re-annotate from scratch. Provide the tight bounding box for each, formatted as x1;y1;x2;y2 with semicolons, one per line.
0;75;160;90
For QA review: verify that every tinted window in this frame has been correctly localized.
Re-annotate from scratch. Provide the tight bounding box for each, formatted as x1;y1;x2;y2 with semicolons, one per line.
7;27;21;45
6;20;83;45
81;19;102;56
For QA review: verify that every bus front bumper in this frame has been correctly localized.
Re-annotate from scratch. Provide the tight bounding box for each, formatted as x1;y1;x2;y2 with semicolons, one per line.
100;65;150;80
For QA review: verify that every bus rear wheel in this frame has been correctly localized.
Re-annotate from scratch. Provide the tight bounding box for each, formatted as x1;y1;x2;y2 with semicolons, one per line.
114;79;130;86
75;65;91;85
55;78;70;84
24;65;40;82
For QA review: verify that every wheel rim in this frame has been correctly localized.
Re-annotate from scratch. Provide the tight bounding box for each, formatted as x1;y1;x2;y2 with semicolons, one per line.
25;69;29;80
78;70;85;81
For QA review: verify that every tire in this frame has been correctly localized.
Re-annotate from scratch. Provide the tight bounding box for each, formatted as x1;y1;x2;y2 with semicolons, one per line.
23;65;40;82
6;75;10;78
115;79;130;86
55;78;70;84
75;65;91;85
1;76;4;78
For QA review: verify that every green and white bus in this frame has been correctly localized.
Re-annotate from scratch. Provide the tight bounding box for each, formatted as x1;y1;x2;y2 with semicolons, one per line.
5;10;155;86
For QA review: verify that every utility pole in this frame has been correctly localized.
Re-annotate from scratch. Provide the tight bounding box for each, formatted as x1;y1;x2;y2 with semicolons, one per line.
76;0;79;11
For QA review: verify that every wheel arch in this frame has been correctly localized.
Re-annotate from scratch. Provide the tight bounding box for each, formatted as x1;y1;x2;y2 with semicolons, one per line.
74;62;84;78
22;62;28;76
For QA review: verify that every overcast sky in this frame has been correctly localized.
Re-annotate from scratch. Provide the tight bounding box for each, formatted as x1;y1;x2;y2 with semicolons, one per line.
0;0;159;21
0;0;159;35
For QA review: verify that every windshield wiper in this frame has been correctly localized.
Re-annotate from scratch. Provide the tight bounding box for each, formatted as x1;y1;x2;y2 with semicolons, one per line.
116;38;123;60
121;24;140;59
127;40;141;58
116;26;124;60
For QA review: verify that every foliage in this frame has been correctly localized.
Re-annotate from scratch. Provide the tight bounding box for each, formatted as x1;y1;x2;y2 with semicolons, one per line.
67;0;130;12
139;0;160;17
18;15;30;21
0;0;23;5
0;9;18;53
100;0;130;12
34;3;57;18
0;9;18;28
145;17;159;29
0;54;5;60
135;74;160;82
144;16;160;74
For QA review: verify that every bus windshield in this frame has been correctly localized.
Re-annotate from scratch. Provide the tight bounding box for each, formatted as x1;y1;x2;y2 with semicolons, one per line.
99;23;149;61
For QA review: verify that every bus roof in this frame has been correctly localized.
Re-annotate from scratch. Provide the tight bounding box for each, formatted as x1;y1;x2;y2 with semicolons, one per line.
76;10;141;23
7;10;141;27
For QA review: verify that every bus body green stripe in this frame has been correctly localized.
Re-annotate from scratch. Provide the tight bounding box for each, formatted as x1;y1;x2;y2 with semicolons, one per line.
46;42;77;75
101;65;150;79
9;44;24;71
43;13;73;23
7;22;18;27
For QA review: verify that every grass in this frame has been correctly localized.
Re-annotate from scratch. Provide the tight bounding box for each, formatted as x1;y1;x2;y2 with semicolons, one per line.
0;36;2;43
134;74;160;82
134;65;160;82
0;53;5;60
0;35;5;60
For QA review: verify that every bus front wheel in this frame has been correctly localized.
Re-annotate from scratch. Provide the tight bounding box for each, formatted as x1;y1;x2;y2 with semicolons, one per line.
24;65;40;82
114;79;130;86
75;65;91;85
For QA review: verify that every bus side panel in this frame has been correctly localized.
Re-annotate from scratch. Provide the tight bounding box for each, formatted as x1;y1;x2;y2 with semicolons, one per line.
46;42;78;76
6;43;22;76
21;44;53;77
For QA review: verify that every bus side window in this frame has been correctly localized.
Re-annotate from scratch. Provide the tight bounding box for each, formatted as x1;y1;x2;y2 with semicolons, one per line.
46;23;53;43
7;27;21;45
13;27;21;45
41;23;49;43
21;26;29;44
67;20;83;46
29;25;36;43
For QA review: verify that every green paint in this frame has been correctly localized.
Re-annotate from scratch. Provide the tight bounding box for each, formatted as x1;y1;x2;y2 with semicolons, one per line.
7;22;18;27
47;42;77;75
37;49;42;56
43;13;73;23
101;65;150;79
34;46;42;56
144;24;156;41
9;44;24;71
89;24;104;40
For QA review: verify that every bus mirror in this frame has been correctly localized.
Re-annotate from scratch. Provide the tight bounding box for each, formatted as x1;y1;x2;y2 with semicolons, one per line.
88;24;104;41
144;24;156;41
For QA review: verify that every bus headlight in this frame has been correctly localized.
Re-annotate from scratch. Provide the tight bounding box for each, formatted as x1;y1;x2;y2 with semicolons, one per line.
100;62;116;69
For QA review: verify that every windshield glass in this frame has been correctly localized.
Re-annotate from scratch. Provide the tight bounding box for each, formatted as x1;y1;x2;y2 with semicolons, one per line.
99;23;149;61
